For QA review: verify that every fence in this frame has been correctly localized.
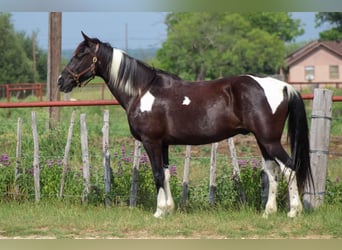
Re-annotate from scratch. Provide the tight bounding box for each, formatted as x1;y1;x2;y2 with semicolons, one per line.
0;83;109;101
0;89;340;210
0;83;44;101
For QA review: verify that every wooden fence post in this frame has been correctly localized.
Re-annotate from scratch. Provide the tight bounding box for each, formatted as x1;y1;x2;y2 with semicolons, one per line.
59;110;76;198
209;142;218;206
130;140;142;207
31;112;40;203
181;145;191;209
80;114;90;204
228;138;246;204
14;118;22;200
102;110;112;207
303;88;333;209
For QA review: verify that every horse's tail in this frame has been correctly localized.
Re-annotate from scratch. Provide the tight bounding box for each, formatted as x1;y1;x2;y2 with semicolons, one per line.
287;88;313;193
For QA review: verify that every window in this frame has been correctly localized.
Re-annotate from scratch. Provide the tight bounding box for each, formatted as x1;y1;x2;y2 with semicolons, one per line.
304;66;315;81
329;65;339;79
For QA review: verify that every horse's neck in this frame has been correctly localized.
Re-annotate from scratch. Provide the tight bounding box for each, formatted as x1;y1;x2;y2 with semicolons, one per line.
98;46;155;111
107;84;132;111
94;48;129;110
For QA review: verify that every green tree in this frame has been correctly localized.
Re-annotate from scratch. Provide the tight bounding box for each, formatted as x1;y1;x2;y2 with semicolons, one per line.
0;13;35;84
242;12;304;42
156;12;303;80
316;12;342;40
17;31;48;82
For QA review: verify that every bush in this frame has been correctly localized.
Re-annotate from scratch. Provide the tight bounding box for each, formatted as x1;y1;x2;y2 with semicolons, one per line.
325;177;342;204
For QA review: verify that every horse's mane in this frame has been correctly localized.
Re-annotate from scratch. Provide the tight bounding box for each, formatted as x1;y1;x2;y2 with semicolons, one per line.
80;37;182;95
155;68;182;80
100;42;181;95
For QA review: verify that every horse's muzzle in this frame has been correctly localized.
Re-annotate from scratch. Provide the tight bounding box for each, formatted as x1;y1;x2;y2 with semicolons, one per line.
57;74;74;93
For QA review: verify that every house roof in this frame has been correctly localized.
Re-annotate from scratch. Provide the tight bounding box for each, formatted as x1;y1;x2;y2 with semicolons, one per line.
286;40;342;66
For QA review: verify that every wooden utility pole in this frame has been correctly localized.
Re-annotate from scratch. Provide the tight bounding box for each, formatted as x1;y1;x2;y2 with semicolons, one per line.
47;12;62;128
32;31;37;83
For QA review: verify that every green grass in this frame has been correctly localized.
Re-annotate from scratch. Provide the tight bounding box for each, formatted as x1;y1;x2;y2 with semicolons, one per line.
0;201;340;239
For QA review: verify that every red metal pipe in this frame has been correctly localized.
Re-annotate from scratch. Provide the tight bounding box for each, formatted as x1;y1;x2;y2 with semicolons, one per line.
0;100;119;108
301;94;314;100
0;95;341;109
301;94;342;102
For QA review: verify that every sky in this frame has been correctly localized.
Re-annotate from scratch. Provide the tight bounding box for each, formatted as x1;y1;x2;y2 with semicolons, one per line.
10;12;168;50
9;12;331;51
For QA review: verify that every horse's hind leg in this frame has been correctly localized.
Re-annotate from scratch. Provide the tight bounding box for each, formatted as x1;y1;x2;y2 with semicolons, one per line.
257;140;302;218
262;159;280;218
275;159;303;218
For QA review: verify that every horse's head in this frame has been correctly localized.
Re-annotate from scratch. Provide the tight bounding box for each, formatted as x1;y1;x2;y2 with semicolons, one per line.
58;32;100;93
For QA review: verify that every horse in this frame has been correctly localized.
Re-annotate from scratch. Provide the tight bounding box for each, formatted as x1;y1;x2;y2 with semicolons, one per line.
58;32;313;218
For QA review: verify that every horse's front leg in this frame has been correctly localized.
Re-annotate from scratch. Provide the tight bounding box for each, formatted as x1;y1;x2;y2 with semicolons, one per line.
143;141;175;218
154;167;175;218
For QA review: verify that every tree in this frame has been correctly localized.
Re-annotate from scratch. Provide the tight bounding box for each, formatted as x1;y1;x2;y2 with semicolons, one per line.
17;31;48;82
0;13;35;83
156;12;303;80
241;12;304;42
316;12;342;40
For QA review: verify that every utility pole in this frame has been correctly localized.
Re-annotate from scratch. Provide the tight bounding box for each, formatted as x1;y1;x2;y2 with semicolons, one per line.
125;23;128;51
47;12;62;128
32;31;37;83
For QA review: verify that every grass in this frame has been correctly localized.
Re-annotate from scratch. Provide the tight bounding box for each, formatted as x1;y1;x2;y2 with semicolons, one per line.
0;200;340;239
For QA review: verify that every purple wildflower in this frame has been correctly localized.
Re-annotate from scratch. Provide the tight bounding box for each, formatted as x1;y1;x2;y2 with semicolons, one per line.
251;158;259;170
121;147;126;156
238;159;248;167
336;176;340;183
56;158;63;166
124;157;132;163
47;160;54;167
140;153;149;164
0;154;9;166
169;165;177;177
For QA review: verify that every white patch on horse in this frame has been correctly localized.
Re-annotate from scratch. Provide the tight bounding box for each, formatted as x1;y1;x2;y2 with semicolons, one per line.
182;96;191;105
109;48;135;96
248;75;296;114
111;48;123;80
140;91;155;112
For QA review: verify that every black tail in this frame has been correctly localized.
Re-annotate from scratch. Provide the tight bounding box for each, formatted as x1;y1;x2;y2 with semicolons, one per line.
287;90;313;193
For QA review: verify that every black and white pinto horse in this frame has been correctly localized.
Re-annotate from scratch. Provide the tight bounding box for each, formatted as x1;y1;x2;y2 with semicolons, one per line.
58;33;313;218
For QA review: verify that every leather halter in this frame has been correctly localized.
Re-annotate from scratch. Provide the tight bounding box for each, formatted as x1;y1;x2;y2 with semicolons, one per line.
65;43;99;87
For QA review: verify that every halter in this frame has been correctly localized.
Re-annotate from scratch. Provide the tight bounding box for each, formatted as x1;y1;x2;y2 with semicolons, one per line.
65;43;99;87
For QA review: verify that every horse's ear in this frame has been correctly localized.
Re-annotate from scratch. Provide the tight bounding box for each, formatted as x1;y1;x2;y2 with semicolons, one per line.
81;31;90;42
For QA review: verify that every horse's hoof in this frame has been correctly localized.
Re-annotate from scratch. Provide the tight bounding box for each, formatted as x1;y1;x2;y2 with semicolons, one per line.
262;212;269;219
154;210;164;218
287;210;300;218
